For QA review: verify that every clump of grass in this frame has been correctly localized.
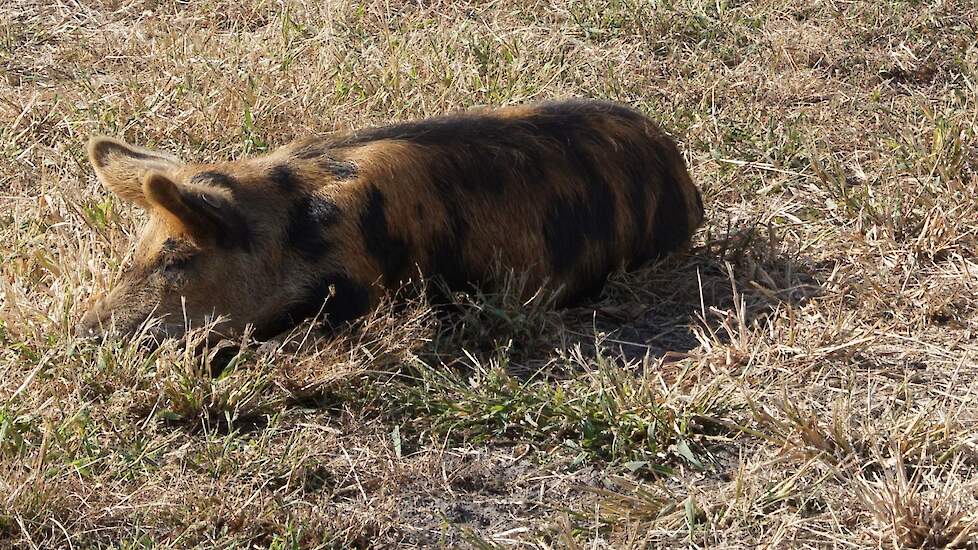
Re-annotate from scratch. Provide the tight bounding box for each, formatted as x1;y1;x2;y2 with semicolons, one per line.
427;268;563;364
855;452;978;549
743;391;978;547
392;341;737;474
154;329;278;430
270;289;434;402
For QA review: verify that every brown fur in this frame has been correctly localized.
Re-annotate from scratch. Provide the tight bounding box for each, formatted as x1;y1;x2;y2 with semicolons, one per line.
77;99;705;341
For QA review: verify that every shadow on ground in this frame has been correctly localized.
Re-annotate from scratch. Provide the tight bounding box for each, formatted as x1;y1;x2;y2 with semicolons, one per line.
422;224;827;375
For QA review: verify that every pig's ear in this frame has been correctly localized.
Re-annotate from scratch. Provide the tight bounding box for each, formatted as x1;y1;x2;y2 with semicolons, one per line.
142;172;222;245
88;136;182;208
142;172;252;250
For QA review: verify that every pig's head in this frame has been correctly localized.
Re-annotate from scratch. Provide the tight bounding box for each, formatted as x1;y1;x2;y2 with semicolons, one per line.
77;136;292;342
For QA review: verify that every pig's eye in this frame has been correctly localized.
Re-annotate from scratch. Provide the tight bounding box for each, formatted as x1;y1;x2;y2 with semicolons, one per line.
161;256;194;281
165;256;192;270
199;193;220;209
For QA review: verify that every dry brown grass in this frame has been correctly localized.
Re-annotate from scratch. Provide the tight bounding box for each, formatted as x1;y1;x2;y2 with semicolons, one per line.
2;0;978;547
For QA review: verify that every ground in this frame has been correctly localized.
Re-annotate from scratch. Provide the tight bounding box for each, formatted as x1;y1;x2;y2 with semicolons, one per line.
2;0;978;548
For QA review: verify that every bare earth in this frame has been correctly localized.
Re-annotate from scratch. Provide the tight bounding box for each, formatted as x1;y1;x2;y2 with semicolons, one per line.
1;1;977;548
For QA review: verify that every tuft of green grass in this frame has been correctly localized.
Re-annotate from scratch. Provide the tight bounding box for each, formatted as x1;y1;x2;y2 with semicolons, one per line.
392;341;737;475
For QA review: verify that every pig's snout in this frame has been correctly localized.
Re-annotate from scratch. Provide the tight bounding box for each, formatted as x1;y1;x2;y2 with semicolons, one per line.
75;299;107;340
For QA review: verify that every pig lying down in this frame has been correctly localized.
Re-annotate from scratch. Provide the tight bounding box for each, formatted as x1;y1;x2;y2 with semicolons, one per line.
77;99;705;342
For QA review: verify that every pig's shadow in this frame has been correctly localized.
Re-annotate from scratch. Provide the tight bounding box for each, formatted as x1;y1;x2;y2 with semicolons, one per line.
422;232;825;375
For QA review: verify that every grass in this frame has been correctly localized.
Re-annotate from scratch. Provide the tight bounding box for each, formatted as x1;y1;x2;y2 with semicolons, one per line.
2;0;978;547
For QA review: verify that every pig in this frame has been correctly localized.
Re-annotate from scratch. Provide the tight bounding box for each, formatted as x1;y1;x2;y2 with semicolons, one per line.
76;99;704;342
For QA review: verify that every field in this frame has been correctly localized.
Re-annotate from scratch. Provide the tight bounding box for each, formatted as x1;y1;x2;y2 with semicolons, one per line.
2;0;978;547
